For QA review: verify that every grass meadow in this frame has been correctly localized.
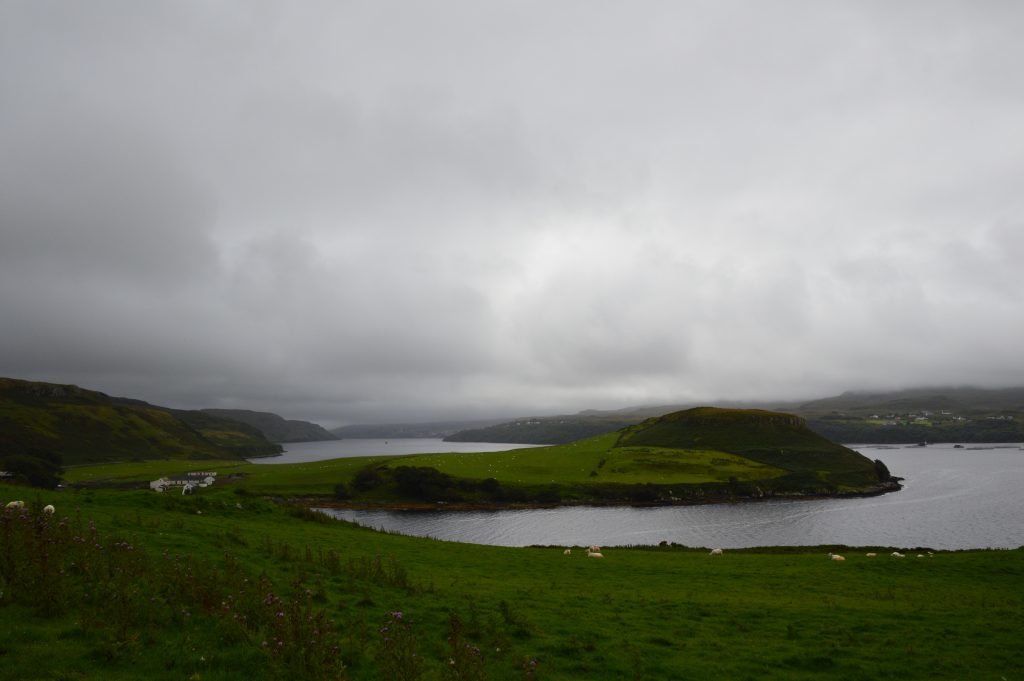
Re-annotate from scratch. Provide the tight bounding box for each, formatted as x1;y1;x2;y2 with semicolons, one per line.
61;434;789;497
2;480;1022;680
393;434;785;485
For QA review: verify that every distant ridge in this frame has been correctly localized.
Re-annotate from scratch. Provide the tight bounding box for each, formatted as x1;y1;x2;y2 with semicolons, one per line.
332;419;508;439
442;387;1024;445
443;411;661;444
202;409;337;443
795;386;1024;414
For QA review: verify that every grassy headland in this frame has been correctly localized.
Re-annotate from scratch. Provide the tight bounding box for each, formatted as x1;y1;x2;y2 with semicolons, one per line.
62;408;898;509
2;482;1021;680
339;408;898;506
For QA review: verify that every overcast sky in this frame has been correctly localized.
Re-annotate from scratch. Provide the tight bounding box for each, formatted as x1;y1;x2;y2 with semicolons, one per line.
2;1;1023;426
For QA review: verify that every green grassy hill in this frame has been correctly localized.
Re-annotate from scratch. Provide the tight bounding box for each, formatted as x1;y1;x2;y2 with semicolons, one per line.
335;407;898;506
617;407;884;488
0;377;281;466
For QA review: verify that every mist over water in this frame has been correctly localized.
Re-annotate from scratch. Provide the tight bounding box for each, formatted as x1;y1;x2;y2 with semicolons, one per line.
319;443;1024;549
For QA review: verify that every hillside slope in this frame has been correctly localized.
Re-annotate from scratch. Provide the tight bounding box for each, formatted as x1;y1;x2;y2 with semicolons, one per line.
443;412;660;444
0;378;281;465
202;408;337;442
617;407;885;489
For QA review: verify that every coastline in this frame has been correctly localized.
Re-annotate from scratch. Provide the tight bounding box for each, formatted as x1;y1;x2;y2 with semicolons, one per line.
300;479;904;513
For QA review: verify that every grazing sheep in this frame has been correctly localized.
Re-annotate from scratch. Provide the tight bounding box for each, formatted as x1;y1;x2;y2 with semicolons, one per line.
709;548;724;556
891;552;905;559
563;549;571;555
829;553;846;561
917;554;925;558
42;504;55;515
588;545;601;554
587;552;604;558
865;552;877;557
5;500;24;509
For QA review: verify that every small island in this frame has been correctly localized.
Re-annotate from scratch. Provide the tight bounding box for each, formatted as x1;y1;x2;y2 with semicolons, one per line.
333;407;901;509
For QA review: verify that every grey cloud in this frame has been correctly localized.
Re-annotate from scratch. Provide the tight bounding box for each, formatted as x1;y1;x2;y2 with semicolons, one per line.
0;116;217;284
2;1;1024;425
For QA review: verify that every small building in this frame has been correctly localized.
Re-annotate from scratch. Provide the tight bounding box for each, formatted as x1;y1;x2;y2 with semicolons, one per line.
150;471;217;493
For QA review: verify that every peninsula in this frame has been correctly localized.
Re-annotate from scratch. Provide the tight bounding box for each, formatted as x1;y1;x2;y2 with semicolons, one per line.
335;407;901;508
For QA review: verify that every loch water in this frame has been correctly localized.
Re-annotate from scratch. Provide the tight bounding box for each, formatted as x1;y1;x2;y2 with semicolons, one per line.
249;438;543;464
315;442;1024;550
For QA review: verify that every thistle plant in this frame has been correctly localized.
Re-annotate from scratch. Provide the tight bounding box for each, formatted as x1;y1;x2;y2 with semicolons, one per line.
376;610;422;681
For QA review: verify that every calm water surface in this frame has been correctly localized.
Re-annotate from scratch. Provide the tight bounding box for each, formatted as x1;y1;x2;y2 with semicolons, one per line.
249;438;542;464
319;443;1024;550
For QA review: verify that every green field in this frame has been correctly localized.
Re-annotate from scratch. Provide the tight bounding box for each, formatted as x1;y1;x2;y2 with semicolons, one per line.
59;425;879;506
397;434;785;485
49;407;896;509
2;481;1022;680
62;456;392;496
58;433;785;494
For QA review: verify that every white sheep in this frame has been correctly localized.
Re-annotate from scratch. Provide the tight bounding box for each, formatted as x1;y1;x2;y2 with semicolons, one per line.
829;553;846;561
587;551;604;558
865;552;877;557
5;500;24;509
588;545;601;554
563;548;571;555
891;551;905;559
709;548;724;556
42;504;55;515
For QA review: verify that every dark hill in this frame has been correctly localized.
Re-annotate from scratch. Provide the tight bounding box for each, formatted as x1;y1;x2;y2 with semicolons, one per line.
201;409;337;443
617;407;890;489
0;377;281;466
